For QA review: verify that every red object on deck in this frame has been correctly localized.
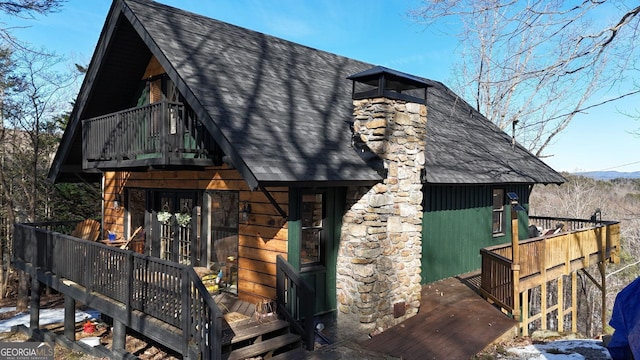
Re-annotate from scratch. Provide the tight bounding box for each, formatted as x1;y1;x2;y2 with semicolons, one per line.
83;320;96;334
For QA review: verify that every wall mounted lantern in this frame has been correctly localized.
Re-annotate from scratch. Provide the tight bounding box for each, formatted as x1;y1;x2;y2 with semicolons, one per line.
113;194;123;211
241;201;252;223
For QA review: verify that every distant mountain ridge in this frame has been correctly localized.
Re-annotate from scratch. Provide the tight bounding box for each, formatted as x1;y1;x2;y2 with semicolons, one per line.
574;171;640;180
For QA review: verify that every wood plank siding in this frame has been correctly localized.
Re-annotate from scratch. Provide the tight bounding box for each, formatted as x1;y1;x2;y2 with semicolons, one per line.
422;184;530;283
103;169;289;304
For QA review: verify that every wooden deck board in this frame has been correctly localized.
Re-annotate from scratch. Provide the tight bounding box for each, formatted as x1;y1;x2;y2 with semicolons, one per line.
362;273;518;360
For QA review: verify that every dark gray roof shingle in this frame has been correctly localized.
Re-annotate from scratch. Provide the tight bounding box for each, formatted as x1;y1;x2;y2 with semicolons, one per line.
423;80;565;184
49;0;565;186
125;0;382;188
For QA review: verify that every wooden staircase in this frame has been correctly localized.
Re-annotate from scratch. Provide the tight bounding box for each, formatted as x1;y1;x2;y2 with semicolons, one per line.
222;316;301;359
214;293;303;359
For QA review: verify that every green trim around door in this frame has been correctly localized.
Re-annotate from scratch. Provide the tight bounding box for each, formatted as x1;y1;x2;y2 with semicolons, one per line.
288;187;343;315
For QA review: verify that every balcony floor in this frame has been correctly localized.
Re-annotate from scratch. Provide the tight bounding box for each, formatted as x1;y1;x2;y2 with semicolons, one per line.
362;272;518;360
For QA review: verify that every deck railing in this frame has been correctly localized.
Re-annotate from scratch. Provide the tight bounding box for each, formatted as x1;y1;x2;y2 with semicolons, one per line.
275;255;315;351
13;222;222;360
82;100;214;165
480;216;620;313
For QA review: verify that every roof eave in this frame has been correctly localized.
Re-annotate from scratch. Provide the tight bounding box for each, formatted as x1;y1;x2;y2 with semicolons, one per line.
48;0;125;184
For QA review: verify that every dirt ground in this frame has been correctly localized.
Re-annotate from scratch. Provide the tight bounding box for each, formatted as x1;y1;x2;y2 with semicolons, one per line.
0;272;180;360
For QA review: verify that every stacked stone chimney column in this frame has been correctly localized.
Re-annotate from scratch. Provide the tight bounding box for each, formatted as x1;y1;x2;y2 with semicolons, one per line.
337;97;426;336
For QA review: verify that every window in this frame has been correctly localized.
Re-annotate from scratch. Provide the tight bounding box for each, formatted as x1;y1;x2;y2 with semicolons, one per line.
301;193;325;267
208;191;239;294
492;188;505;236
126;189;147;253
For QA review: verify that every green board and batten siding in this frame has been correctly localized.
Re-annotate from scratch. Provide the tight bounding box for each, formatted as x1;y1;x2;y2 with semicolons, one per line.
421;184;531;283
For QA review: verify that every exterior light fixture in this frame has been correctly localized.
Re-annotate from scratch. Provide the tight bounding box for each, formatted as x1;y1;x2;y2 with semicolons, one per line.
507;192;526;212
113;194;123;210
241;201;252;223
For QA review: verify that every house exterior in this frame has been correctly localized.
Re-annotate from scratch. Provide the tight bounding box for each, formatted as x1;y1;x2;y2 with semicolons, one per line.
47;0;566;336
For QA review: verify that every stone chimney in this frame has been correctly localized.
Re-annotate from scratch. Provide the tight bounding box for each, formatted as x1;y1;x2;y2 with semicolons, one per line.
337;67;430;337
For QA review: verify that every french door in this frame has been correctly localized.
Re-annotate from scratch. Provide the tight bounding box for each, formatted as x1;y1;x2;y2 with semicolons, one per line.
155;191;199;265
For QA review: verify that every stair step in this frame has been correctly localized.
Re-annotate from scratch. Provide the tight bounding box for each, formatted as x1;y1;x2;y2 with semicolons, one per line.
270;347;317;360
225;318;290;345
226;333;301;360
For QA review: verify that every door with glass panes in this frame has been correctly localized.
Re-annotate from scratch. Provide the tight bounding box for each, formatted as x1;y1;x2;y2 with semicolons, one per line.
155;191;199;265
292;189;341;315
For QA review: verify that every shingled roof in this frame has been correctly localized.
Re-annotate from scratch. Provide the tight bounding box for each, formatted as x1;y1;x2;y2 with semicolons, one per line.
49;0;565;187
423;80;565;184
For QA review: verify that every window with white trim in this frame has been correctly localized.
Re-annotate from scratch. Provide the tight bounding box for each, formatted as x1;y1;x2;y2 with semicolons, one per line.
492;188;505;236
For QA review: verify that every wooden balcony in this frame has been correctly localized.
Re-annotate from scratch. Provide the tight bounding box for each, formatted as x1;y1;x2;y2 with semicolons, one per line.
480;215;620;334
82;100;221;170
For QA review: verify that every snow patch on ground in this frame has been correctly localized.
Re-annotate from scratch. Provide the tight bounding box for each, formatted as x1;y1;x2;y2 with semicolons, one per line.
0;307;100;332
0;306;615;359
505;339;612;359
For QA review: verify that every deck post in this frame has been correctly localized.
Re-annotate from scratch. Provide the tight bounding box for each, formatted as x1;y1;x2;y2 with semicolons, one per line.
29;279;41;329
125;252;134;326
598;225;609;332
521;289;529;336
112;319;126;353
571;271;577;333
598;261;607;332
557;276;564;332
64;294;76;341
510;204;520;319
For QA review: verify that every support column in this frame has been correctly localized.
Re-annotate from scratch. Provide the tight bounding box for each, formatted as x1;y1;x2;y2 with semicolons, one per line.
112;319;127;353
521;289;529;336
64;294;76;341
571;271;577;333
541;282;548;329
557;276;564;332
510;205;520;320
29;279;41;329
599;261;607;332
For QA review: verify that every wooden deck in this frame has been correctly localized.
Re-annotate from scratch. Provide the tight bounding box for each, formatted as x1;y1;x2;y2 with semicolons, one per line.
362;273;517;360
481;217;620;334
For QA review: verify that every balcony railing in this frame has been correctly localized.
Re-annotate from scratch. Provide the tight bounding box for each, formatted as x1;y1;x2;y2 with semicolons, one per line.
479;215;620;335
13;222;222;360
82;100;219;168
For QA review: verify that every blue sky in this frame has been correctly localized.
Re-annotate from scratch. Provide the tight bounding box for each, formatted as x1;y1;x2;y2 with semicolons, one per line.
3;0;639;173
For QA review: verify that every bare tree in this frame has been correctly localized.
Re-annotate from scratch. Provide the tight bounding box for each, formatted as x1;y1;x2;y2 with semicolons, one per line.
0;46;19;301
0;0;66;313
410;1;640;157
0;1;64;50
0;47;76;309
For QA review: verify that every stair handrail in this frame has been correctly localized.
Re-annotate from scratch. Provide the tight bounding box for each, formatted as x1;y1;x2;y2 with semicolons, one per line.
275;255;315;351
183;266;223;360
12;222;223;360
